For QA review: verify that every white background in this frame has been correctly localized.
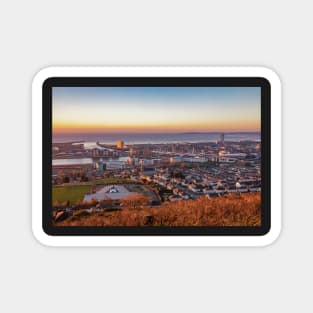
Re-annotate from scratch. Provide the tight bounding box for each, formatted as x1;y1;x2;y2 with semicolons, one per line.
0;0;311;312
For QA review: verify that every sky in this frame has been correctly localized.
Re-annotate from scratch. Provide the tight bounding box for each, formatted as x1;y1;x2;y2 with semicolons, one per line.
52;86;261;133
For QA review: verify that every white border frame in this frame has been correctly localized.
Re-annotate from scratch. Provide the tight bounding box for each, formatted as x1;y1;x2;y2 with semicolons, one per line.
32;67;281;247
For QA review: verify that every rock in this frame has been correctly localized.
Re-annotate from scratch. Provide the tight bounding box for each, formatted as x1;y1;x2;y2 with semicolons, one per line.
54;210;70;222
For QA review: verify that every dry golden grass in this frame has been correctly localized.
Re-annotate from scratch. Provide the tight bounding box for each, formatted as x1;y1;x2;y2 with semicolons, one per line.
57;192;261;227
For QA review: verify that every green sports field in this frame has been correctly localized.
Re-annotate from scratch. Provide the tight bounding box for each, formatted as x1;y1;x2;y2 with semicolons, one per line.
52;185;91;205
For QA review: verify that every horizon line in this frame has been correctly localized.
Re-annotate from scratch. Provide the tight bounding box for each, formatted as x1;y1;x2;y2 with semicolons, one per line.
53;129;260;134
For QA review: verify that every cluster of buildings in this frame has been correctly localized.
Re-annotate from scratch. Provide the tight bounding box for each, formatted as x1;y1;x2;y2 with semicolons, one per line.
147;164;261;201
52;136;261;203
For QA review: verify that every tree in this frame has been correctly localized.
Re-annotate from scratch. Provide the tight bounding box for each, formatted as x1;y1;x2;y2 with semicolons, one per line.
88;198;98;206
120;194;151;210
99;196;114;208
61;200;70;207
53;200;60;208
80;175;88;182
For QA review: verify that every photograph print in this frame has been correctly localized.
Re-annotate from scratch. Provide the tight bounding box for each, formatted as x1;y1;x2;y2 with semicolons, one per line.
51;85;262;229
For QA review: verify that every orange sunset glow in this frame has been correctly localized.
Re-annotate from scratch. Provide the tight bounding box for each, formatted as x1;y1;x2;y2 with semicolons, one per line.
52;86;260;133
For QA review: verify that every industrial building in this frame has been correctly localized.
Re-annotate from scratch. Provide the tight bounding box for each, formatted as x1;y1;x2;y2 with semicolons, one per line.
105;160;129;170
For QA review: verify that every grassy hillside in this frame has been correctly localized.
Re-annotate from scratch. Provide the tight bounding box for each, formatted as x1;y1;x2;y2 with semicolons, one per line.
57;192;261;227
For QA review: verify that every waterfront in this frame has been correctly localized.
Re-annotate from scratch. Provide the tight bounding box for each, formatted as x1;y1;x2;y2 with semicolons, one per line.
53;131;260;144
52;158;93;166
52;136;261;219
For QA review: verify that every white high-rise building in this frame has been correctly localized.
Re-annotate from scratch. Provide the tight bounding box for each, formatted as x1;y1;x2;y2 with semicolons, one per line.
219;133;225;144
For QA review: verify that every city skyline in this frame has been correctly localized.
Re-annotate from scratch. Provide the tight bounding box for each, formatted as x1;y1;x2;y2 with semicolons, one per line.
53;86;261;133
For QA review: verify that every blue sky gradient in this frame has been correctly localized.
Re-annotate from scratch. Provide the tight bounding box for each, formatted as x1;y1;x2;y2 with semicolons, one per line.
53;87;261;132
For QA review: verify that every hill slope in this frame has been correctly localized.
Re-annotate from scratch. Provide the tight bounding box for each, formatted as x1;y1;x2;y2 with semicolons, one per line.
57;192;261;227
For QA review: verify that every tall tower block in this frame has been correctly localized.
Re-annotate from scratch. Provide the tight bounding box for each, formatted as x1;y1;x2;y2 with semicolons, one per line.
219;133;225;145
